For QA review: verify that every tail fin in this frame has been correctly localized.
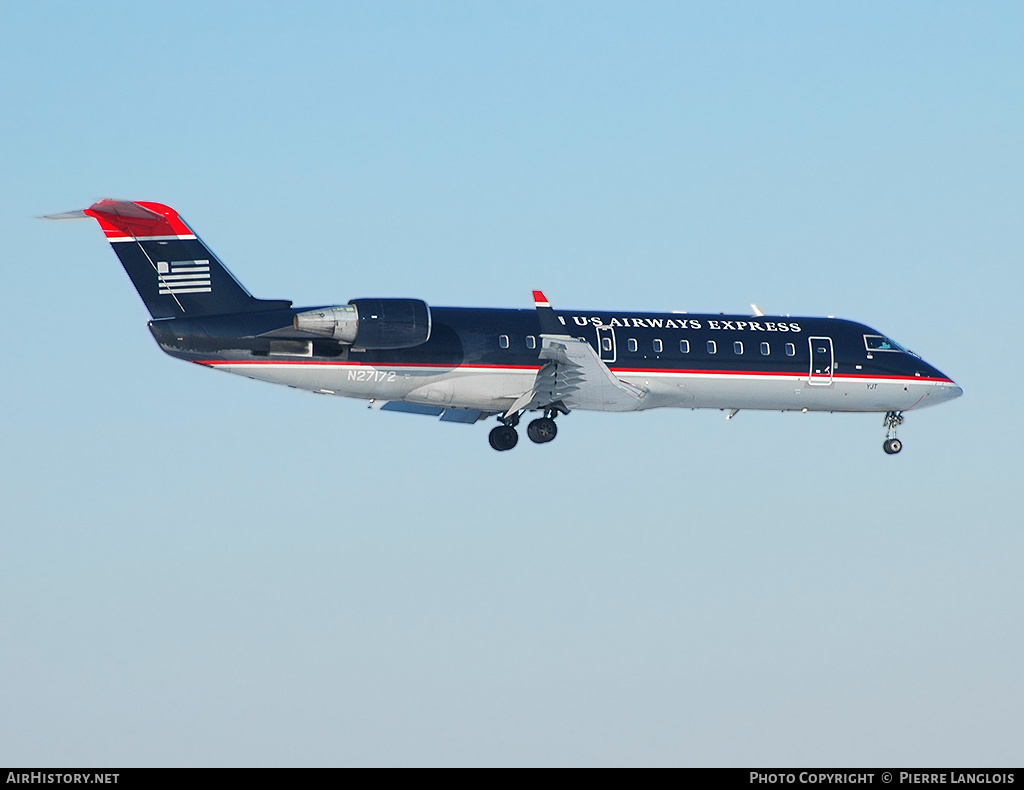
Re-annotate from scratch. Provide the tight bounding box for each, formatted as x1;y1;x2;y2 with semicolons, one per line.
73;200;290;318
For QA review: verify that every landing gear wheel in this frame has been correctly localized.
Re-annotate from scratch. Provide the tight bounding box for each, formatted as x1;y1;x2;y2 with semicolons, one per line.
882;411;904;455
527;417;558;444
489;425;519;451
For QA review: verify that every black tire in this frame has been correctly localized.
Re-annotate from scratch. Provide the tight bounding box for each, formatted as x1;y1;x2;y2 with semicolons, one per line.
888;438;902;454
489;425;519;451
527;417;558;444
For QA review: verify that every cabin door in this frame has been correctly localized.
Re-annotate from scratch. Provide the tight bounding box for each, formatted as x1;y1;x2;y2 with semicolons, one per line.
808;336;834;385
597;325;617;363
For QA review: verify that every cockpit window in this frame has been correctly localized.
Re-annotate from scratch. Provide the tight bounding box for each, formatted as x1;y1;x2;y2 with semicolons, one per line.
864;334;904;352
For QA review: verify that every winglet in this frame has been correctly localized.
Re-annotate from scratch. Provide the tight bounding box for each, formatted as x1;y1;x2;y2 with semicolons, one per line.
533;290;566;335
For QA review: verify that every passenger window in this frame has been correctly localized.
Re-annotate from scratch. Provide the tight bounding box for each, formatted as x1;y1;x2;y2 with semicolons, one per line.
733;341;743;355
602;337;613;352
653;339;663;353
785;342;795;357
526;335;536;350
499;335;509;349
679;339;690;354
761;342;770;356
627;338;638;353
707;340;717;354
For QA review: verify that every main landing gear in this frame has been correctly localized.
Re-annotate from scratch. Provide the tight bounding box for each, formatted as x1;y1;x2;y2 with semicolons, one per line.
488;423;519;451
883;411;904;455
488;407;564;451
527;417;557;444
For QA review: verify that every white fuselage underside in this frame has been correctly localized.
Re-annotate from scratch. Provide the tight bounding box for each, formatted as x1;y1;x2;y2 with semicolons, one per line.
202;361;962;414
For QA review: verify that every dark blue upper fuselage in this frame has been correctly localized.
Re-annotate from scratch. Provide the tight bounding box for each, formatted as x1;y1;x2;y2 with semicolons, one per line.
147;304;955;384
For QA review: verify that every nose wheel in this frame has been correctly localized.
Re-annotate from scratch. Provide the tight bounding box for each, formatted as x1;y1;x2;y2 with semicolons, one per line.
882;411;904;455
883;438;902;454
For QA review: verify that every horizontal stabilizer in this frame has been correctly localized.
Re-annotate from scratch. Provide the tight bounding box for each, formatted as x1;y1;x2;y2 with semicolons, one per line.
41;210;89;220
84;199;194;241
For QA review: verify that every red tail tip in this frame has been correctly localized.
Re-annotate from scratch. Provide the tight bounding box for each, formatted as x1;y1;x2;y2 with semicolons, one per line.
83;200;194;240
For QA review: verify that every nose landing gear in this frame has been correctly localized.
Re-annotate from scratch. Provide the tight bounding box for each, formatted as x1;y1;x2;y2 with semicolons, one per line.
882;411;904;454
883;438;903;454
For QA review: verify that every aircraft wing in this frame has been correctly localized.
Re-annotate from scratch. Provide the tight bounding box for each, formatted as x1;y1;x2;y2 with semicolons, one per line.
375;291;647;422
518;291;647;413
536;335;647;411
370;401;495;424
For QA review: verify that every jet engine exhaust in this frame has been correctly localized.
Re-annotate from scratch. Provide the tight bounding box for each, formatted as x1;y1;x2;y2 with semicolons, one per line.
294;298;431;349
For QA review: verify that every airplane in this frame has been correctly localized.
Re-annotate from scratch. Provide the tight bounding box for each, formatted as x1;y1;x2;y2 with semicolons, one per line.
47;199;962;453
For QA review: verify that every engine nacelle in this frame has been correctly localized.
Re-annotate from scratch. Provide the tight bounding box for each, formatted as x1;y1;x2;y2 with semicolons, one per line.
293;298;431;349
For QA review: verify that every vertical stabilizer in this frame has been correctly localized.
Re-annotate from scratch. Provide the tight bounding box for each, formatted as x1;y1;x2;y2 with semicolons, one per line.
75;200;290;318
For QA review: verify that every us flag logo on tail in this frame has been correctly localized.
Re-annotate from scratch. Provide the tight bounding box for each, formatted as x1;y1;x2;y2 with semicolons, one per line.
157;260;211;295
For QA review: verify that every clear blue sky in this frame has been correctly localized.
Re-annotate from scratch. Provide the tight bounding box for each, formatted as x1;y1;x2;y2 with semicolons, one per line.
1;0;1021;767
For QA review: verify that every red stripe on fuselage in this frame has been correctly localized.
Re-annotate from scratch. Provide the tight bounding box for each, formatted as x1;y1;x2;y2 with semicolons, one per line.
194;359;953;384
197;360;544;371
611;366;953;383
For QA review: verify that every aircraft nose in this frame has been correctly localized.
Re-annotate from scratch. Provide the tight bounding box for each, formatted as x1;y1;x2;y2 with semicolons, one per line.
924;363;962;403
937;380;963;403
